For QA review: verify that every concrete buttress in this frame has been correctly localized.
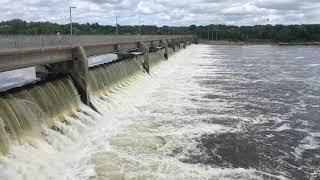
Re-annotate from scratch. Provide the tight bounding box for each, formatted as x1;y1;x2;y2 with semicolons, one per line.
139;42;150;73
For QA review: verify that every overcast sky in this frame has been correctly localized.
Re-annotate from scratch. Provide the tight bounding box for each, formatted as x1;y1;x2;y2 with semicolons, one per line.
1;0;319;26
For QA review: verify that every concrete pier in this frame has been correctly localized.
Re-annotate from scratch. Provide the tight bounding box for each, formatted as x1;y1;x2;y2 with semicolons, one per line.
161;40;169;59
71;46;90;105
139;42;150;73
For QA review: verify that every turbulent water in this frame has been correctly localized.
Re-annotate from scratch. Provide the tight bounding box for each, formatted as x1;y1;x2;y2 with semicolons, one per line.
0;45;319;180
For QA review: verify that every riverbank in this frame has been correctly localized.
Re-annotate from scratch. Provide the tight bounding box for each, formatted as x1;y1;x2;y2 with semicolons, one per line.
199;40;272;45
199;40;320;46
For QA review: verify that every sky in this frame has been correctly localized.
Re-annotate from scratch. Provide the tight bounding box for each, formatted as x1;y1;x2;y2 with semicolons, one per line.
1;0;319;26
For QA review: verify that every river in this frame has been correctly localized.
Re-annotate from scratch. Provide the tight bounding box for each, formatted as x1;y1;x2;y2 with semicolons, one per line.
0;44;319;180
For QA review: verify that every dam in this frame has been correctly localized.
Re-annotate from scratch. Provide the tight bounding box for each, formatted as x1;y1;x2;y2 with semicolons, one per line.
0;35;193;154
0;35;319;180
0;35;207;179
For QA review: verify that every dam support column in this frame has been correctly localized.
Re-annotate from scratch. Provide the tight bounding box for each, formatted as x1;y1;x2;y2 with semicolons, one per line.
182;41;186;48
161;39;169;60
71;46;90;105
174;40;180;51
139;42;150;73
35;46;90;105
168;40;176;52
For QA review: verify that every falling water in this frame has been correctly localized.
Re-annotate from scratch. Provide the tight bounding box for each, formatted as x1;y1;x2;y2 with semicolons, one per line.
0;78;80;154
149;49;166;67
89;56;144;96
89;50;168;97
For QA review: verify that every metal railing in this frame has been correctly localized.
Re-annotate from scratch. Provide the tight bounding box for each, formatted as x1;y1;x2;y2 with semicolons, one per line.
0;35;194;73
0;35;193;49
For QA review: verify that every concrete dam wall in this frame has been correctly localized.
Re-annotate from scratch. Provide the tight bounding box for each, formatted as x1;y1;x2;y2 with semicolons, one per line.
0;40;187;154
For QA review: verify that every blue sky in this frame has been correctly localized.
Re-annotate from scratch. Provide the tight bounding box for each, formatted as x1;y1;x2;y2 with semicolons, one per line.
1;0;319;26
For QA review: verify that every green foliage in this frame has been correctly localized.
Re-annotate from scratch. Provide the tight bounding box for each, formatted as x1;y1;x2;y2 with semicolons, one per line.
0;19;319;42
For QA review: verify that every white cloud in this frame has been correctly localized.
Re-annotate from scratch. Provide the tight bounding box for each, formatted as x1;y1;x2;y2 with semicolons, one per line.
0;0;319;25
136;1;166;14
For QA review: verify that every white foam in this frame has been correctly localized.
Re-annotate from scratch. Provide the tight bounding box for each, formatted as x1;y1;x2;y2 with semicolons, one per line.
274;123;291;132
294;132;320;158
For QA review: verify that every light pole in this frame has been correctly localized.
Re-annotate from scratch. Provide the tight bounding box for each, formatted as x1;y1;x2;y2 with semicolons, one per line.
216;21;218;41
162;26;164;35
153;24;155;35
138;18;143;36
115;16;120;43
69;6;76;36
207;21;210;40
115;16;119;36
211;20;214;41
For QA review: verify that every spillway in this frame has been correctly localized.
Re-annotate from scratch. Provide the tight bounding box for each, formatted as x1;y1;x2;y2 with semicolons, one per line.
0;77;80;154
0;48;172;156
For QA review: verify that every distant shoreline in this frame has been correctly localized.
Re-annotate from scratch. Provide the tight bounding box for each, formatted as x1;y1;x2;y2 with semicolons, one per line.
199;40;320;46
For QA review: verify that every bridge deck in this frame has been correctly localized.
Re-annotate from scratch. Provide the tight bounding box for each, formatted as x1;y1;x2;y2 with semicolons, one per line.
0;35;193;72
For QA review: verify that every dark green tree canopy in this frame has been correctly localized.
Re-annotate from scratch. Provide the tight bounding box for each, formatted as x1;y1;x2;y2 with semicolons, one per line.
0;19;319;42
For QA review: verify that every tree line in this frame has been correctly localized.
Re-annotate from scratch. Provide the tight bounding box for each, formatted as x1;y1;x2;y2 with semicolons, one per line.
0;19;319;42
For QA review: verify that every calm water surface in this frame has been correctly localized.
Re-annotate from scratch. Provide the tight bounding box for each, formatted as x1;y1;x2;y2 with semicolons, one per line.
185;45;320;179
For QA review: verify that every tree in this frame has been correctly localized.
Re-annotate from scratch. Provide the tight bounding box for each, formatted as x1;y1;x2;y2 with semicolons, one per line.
0;19;319;42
